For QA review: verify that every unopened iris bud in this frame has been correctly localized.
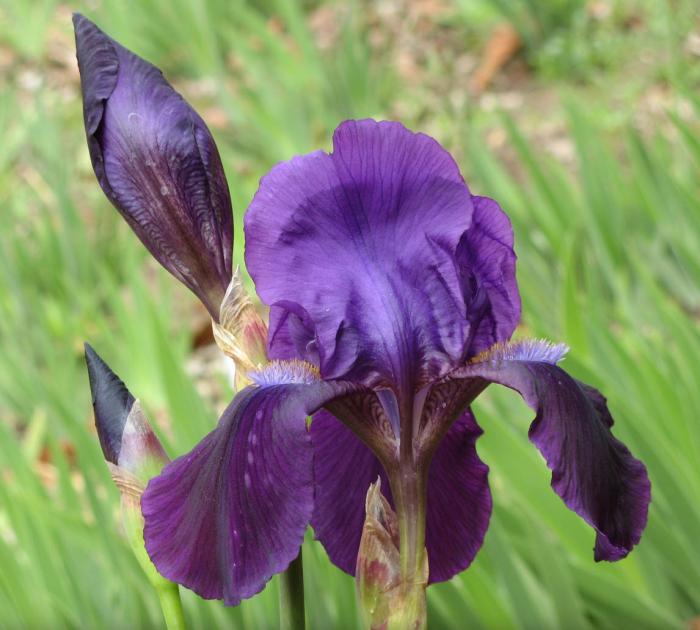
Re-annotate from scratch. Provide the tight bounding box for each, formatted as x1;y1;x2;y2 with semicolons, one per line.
74;14;234;320
84;344;175;594
212;269;269;389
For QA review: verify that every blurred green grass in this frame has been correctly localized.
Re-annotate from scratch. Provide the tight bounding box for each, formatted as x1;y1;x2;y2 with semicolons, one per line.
0;0;699;628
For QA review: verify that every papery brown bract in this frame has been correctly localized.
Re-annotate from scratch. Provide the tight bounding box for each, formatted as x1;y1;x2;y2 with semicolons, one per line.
212;269;269;389
356;479;428;630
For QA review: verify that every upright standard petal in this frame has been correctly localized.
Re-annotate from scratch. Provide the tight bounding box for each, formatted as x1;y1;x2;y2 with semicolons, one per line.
267;301;320;365
141;362;356;605
264;196;520;371
247;120;486;390
457;196;520;357
446;339;651;561
74;14;233;318
311;409;491;583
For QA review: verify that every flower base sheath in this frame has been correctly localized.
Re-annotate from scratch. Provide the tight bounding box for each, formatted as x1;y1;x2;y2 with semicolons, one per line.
73;16;651;623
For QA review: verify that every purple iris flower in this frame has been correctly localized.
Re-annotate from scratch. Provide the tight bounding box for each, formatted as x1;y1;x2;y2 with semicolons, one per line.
74;15;650;610
143;120;651;604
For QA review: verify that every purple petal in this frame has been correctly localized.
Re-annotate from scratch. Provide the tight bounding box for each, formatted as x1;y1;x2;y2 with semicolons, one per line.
310;410;388;575
458;196;520;357
267;301;320;365
141;372;355;605
246;119;486;390
423;409;492;582
73;14;233;318
311;409;491;583
451;341;651;561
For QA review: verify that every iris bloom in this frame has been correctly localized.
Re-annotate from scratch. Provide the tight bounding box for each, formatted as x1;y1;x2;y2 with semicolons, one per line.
74;13;651;621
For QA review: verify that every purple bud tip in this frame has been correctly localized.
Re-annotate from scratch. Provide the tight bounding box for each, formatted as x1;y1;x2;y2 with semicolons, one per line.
84;343;135;466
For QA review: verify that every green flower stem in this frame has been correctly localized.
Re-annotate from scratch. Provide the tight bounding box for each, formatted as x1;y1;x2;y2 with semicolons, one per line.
392;466;427;582
155;583;186;630
121;495;187;630
279;549;306;630
394;397;429;591
386;460;429;630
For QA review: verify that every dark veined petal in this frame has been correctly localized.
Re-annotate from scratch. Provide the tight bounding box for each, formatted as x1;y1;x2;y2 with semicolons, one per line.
310;410;387;575
423;409;492;582
267;301;320;364
246;119;487;390
311;409;491;583
73;14;233;319
448;339;651;561
141;363;356;605
457;196;520;357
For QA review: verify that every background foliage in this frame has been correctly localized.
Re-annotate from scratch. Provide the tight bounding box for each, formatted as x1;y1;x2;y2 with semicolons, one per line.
0;0;698;628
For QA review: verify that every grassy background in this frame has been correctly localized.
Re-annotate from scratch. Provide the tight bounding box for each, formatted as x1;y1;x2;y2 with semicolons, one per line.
0;0;699;628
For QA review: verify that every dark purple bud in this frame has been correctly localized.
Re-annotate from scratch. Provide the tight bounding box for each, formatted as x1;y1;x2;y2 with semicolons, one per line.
84;343;168;481
84;343;176;594
73;14;234;319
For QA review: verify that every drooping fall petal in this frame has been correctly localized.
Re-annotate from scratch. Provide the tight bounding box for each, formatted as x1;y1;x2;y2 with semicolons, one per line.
422;409;492;582
141;362;358;605
449;339;651;560
310;410;388;574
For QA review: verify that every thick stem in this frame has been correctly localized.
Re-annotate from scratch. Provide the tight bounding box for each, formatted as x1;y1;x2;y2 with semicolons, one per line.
119;496;186;630
358;387;429;628
393;389;429;587
390;465;427;581
386;461;429;630
279;549;305;630
155;583;186;630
